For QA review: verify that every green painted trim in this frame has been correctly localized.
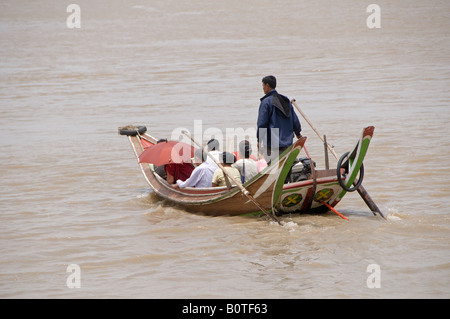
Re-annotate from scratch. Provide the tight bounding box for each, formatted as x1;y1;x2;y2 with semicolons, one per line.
272;148;301;212
338;135;371;199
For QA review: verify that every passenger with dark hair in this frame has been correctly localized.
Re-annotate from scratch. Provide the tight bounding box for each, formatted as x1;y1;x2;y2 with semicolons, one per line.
207;138;219;151
232;140;258;183
211;152;242;187
205;138;220;167
174;149;216;188
154;139;168;179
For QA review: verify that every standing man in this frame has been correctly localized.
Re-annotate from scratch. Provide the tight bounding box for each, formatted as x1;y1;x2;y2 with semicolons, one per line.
257;75;302;163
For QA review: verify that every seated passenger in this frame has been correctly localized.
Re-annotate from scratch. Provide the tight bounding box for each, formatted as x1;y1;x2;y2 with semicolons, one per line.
165;162;195;184
212;152;242;187
232;140;258;183
256;148;268;172
175;149;216;188
205;138;220;167
154;139;168;179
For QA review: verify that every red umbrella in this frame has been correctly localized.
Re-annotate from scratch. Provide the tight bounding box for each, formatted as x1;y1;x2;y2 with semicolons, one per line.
138;140;196;166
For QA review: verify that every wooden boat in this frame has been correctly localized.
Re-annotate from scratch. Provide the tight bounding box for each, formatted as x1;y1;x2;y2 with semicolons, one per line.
118;125;375;218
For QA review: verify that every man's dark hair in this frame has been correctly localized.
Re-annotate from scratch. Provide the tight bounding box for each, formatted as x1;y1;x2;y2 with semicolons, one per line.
195;149;207;162
207;138;219;151
239;140;252;158
221;152;236;165
262;75;277;89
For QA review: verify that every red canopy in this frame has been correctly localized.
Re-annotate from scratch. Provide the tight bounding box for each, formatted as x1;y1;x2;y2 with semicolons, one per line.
138;141;196;166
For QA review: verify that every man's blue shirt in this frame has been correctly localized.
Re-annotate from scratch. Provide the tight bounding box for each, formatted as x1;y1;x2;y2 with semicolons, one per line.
257;89;301;148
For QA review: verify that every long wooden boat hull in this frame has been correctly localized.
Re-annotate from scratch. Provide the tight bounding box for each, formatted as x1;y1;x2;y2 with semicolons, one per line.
125;130;306;216
120;126;374;217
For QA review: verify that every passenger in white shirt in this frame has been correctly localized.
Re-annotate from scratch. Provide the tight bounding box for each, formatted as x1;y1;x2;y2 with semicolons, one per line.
232;140;258;183
205;138;220;167
175;149;217;188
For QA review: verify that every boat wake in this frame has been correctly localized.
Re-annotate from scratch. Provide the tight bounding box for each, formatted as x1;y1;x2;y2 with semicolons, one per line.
386;207;403;221
282;221;299;232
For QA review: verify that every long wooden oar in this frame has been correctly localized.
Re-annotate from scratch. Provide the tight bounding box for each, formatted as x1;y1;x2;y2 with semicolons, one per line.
182;130;282;225
291;99;385;219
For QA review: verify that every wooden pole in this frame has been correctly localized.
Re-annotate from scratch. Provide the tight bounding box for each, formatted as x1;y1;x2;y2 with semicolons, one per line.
292;99;339;160
324;134;330;170
355;183;385;218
